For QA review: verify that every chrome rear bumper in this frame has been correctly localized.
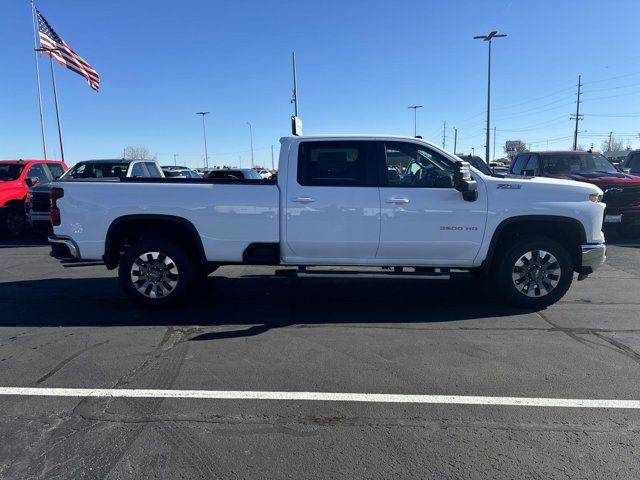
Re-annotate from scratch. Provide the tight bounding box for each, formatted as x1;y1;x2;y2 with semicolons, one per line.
48;235;80;260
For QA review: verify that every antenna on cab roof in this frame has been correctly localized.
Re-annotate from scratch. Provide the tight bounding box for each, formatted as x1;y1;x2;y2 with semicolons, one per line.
291;52;303;136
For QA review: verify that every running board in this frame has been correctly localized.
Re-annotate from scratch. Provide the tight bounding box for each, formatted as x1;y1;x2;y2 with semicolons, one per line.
274;269;471;280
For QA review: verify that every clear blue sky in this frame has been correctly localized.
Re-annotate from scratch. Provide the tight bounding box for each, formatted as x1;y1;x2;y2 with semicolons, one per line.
2;0;640;167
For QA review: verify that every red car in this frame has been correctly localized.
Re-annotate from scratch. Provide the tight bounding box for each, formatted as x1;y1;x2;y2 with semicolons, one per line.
0;160;68;237
509;151;640;229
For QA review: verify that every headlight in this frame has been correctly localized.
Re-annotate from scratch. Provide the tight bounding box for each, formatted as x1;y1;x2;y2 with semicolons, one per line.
589;194;602;202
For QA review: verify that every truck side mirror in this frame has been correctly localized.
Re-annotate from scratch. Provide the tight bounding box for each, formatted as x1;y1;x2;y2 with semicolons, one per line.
453;162;478;202
25;177;40;188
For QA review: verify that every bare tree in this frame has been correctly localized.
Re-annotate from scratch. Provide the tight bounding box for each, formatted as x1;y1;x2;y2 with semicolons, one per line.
600;136;625;152
123;146;156;161
504;140;528;159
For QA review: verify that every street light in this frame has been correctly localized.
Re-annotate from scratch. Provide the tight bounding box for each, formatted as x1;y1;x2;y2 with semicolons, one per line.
247;122;254;166
196;112;210;169
408;105;423;137
474;30;507;164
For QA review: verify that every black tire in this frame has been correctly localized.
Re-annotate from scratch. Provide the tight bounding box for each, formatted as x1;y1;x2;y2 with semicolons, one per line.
1;206;26;238
118;239;195;306
496;235;573;309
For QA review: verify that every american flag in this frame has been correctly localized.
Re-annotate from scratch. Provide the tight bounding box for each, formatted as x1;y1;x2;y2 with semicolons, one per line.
37;10;100;92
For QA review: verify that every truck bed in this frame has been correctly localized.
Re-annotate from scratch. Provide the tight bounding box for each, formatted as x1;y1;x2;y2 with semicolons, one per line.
52;178;280;262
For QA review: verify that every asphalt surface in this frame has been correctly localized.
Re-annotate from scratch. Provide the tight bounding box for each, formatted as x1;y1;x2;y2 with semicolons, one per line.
0;233;639;479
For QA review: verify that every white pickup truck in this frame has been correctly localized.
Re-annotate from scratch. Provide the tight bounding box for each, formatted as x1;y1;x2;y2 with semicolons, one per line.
48;135;606;308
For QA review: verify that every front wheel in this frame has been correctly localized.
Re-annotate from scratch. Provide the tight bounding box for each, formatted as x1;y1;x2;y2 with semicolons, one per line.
496;236;573;309
118;240;195;306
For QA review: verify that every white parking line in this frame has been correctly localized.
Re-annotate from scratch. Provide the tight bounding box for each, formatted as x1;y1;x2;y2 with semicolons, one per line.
1;387;640;409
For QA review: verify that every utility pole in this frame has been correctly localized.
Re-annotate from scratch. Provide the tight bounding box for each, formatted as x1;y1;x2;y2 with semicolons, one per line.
442;121;447;149
474;30;507;164
173;154;178;166
472;147;475;156
571;75;583;150
247;122;254;166
493;126;496;161
196;112;210;169
271;144;275;170
607;131;613;151
453;128;458;153
408;106;423;137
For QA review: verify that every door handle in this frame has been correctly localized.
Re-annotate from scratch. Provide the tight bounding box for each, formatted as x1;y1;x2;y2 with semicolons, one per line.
292;196;315;203
386;197;410;204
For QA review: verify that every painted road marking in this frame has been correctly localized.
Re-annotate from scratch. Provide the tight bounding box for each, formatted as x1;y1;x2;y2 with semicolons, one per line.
1;387;640;409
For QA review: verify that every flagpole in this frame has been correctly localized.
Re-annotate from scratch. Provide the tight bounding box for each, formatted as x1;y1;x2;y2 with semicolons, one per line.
30;0;47;160
45;49;65;162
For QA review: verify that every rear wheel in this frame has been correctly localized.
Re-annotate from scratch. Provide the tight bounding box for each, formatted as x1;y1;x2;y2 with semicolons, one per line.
496;235;573;308
1;206;26;238
118;240;195;306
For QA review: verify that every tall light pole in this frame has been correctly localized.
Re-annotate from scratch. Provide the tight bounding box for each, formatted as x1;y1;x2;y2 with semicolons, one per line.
408;105;423;137
474;30;507;164
196;112;210;169
247;122;254;166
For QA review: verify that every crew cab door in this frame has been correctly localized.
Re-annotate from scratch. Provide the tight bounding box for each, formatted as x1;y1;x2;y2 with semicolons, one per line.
283;140;380;261
377;141;487;264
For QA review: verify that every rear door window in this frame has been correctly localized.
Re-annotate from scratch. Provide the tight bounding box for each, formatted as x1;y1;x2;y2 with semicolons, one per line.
297;141;377;187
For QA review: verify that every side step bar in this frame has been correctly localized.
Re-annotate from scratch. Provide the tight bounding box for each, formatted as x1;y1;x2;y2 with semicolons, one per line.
274;268;471;281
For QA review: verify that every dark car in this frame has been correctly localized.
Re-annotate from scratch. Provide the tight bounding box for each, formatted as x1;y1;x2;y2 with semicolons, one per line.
207;168;263;180
621;150;640;175
510;151;640;228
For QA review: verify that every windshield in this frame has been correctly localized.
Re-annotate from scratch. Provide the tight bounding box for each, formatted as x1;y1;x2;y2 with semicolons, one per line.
0;164;25;181
542;154;618;175
61;162;130;179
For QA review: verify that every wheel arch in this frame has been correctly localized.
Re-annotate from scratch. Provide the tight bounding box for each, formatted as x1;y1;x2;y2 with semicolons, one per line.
482;215;587;273
103;214;206;270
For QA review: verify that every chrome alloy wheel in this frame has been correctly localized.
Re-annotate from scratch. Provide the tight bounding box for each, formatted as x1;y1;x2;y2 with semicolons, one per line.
511;250;561;298
130;251;179;299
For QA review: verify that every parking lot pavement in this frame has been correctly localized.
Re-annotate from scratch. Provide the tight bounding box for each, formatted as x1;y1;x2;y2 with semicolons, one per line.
0;237;639;479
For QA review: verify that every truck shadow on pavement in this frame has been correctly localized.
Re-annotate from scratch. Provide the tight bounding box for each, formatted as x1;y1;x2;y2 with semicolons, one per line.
0;274;534;339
